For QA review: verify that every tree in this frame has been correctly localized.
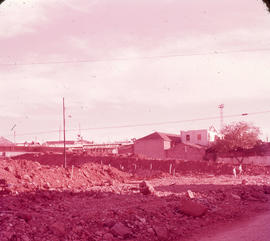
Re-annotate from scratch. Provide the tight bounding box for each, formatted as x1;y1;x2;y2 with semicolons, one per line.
262;0;270;13
210;121;261;163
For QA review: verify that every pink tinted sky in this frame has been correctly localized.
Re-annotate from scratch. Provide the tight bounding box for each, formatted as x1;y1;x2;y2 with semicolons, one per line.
0;0;270;143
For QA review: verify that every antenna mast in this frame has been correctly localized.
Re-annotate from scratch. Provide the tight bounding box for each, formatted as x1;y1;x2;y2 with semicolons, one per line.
218;104;224;131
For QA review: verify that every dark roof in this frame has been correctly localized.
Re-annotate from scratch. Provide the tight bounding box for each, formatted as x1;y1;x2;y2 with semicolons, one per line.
136;132;181;142
0;136;14;146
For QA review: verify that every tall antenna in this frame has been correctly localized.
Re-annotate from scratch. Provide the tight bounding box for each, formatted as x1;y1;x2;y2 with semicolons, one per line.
218;104;224;131
11;124;16;144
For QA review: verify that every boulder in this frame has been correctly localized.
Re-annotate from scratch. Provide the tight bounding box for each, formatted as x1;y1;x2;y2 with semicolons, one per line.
139;181;155;195
16;212;32;222
153;225;168;240
110;222;132;238
231;193;241;200
103;218;116;228
50;221;66;237
241;179;247;185
23;174;32;182
263;185;270;194
43;182;51;189
0;178;7;186
179;199;207;217
187;190;195;199
103;232;114;241
4;166;13;172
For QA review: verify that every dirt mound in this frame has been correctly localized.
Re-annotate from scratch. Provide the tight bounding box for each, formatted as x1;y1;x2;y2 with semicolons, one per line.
0;158;130;194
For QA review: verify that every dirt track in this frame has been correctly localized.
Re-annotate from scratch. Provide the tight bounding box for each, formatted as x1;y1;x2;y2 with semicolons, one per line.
197;209;270;241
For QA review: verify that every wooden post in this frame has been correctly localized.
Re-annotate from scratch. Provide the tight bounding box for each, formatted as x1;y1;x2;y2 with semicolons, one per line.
71;165;74;180
169;163;172;174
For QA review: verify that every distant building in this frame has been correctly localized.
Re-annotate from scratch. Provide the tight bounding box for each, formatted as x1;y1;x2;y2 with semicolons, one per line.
180;126;218;146
0;136;14;146
43;139;93;148
134;132;181;159
84;141;133;156
118;144;134;156
43;140;76;148
134;131;206;160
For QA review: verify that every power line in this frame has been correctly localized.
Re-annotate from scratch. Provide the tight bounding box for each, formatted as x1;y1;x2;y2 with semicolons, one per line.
1;47;270;66
9;110;270;137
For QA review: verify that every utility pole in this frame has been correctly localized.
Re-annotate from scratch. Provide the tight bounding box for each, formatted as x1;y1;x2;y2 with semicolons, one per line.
218;104;224;131
63;97;66;168
11;124;16;145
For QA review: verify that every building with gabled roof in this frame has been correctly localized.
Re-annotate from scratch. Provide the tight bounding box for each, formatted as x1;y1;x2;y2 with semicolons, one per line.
134;132;181;159
134;131;206;160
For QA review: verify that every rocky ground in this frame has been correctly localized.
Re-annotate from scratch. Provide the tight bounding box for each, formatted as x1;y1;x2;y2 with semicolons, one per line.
0;157;270;240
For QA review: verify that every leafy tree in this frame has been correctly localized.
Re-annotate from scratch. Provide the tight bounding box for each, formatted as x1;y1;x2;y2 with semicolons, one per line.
262;0;270;13
209;122;261;163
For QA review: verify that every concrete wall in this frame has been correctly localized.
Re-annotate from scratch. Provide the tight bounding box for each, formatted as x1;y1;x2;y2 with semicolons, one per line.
134;138;165;159
217;156;270;166
166;143;205;161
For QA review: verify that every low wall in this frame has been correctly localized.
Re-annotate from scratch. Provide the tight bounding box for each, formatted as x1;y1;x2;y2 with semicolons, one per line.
166;143;205;161
13;153;270;175
217;156;270;166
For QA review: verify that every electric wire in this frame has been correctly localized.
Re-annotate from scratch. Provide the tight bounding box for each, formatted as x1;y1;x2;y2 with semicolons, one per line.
8;110;270;137
1;47;270;66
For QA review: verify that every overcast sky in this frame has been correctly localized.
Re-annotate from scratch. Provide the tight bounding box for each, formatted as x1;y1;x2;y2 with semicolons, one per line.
1;0;270;143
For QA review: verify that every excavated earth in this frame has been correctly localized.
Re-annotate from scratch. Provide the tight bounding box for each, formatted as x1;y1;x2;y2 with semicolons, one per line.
0;157;270;241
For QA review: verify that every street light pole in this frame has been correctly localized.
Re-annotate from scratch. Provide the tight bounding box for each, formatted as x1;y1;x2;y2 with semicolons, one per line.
63;97;66;168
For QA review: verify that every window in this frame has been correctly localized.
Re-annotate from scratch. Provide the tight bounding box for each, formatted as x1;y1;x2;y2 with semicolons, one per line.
186;135;190;141
197;134;201;141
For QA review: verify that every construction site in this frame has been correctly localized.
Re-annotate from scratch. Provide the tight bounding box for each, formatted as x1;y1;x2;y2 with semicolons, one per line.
0;153;270;241
1;0;270;240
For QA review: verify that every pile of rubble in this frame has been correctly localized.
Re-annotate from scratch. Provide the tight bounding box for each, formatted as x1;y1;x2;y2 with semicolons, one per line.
0;158;270;240
0;158;130;194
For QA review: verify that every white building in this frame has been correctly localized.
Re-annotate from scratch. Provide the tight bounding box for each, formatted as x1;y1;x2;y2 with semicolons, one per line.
180;126;218;146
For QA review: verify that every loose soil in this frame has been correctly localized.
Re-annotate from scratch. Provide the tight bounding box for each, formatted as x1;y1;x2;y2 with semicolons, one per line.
0;156;270;240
